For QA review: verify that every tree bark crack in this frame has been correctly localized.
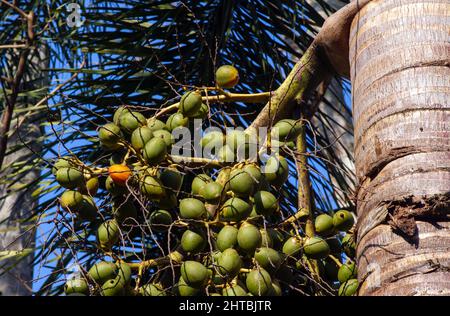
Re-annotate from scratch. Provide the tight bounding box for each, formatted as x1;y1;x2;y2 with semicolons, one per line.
365;146;422;181
387;193;450;243
389;259;450;284
369;60;450;89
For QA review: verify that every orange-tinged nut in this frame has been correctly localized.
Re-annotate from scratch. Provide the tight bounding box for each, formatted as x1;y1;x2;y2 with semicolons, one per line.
215;65;239;89
108;164;132;186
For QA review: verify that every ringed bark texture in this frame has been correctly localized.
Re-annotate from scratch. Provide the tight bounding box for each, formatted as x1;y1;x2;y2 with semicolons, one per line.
349;0;450;295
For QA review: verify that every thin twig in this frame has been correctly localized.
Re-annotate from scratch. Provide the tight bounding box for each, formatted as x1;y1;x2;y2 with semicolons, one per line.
0;0;28;18
0;9;35;170
0;44;27;50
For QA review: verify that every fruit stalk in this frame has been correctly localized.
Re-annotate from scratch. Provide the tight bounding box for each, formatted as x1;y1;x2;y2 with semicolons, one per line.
169;155;233;168
296;121;324;288
246;0;375;133
154;91;272;118
296;121;314;238
247;44;327;132
127;250;184;270
328;255;343;268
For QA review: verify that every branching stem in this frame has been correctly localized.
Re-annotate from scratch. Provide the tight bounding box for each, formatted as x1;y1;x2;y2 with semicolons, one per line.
155;91;271;118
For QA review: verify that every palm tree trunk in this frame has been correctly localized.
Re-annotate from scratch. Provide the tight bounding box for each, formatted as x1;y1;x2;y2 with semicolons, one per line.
349;0;450;295
0;45;48;296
